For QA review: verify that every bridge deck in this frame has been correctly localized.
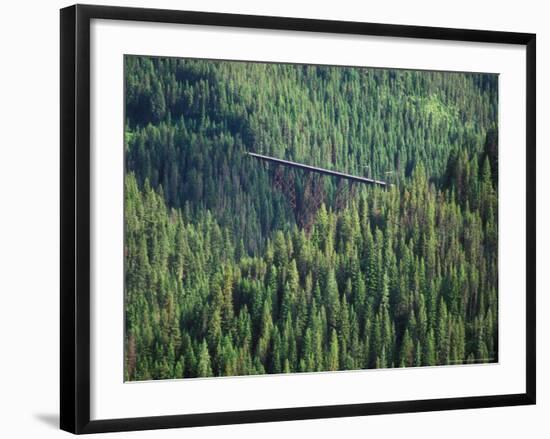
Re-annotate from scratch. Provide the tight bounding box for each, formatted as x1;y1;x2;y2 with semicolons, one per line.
246;152;388;187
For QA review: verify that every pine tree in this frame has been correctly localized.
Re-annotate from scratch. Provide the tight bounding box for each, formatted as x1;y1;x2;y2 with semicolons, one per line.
197;340;213;377
328;329;339;371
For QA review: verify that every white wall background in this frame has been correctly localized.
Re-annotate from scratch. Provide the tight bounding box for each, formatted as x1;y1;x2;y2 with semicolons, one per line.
0;0;546;437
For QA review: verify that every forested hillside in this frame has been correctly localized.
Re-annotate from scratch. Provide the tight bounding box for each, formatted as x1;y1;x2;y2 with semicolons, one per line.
124;56;498;381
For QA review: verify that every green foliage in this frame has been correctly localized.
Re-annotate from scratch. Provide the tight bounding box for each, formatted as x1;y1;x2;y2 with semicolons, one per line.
124;56;498;380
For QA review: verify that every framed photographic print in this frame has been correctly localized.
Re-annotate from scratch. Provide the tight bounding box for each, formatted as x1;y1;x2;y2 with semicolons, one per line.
60;4;536;434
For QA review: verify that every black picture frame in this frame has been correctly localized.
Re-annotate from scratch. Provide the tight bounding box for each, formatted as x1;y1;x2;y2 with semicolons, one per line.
60;4;536;434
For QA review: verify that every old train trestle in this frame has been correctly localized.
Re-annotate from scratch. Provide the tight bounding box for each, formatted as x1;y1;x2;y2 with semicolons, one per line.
246;152;388;231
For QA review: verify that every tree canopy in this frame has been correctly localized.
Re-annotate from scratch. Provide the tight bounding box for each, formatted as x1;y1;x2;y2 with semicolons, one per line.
124;56;498;380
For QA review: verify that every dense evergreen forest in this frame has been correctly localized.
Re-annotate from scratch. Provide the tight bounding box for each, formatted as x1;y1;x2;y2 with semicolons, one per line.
124;56;498;381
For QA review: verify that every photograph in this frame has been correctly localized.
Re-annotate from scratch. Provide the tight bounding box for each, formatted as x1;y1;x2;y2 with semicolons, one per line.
0;0;541;436
123;56;499;381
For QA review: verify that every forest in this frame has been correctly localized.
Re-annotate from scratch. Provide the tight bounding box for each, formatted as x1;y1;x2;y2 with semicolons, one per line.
124;56;498;381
